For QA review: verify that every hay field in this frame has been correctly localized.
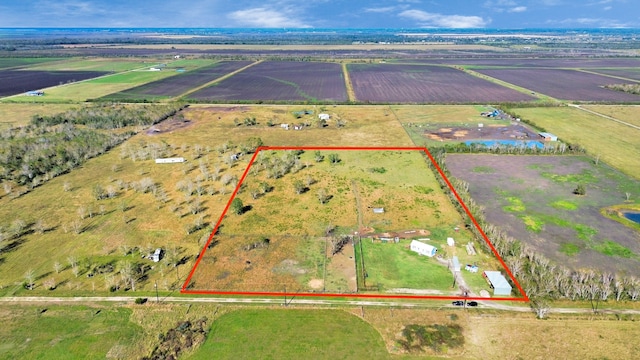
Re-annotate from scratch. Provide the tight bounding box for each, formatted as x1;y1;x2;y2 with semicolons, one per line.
512;107;640;179
582;105;640;128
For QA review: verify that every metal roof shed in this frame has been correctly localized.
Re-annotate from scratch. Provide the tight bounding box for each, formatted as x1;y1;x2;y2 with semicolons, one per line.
483;271;512;296
451;256;461;272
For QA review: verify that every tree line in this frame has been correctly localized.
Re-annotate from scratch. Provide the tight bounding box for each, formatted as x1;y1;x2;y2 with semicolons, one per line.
0;103;184;194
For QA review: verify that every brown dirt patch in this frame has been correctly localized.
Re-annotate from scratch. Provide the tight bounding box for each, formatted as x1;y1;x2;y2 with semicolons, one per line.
146;117;194;135
308;279;324;289
426;124;539;142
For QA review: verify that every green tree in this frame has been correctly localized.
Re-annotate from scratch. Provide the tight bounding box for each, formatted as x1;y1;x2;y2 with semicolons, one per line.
231;198;244;215
328;153;341;164
293;180;305;194
573;184;586;196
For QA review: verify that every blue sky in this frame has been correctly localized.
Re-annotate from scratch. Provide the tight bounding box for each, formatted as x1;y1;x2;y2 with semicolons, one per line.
0;0;637;28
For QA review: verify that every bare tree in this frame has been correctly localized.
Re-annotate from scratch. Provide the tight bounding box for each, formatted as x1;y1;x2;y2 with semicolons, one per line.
63;181;71;192
71;219;83;234
77;206;87;220
24;269;35;290
53;261;62;274
3;182;12;195
317;188;330;204
625;192;632;201
34;219;46;234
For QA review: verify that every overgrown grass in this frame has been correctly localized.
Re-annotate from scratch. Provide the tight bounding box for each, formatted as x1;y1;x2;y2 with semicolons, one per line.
559;242;581;256
550;200;578;210
593;240;635;258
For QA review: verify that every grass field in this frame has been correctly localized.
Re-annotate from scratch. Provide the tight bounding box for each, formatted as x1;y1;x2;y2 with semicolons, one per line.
0;58;65;70
185;309;390;360
582;104;640;128
0;103;76;129
358;239;455;292
511;106;640;179
0;304;141;359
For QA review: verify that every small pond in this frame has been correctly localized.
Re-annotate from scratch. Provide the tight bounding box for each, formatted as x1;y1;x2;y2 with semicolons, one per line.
464;140;545;149
623;212;640;224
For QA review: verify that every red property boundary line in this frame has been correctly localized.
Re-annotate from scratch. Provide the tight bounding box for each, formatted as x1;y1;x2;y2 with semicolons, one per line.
181;146;529;302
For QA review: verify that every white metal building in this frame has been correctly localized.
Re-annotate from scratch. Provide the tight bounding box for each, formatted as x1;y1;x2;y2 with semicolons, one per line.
410;240;437;257
483;271;512;295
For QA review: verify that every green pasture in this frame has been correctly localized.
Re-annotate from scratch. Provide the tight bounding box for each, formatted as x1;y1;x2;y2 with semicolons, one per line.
511;107;640;179
185;309;390;360
583;105;640;128
0;304;140;359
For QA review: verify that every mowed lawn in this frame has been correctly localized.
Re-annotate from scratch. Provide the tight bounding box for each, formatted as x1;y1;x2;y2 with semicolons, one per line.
360;239;454;292
0;304;140;359
185;309;390;360
512;107;640;179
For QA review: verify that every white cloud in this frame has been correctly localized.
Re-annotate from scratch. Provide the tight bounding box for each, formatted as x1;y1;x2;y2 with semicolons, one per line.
399;10;489;28
228;7;311;28
365;7;397;13
508;6;527;12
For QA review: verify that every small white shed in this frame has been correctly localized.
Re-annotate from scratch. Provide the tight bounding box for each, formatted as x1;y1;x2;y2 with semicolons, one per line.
318;113;330;121
151;248;163;262
447;237;455;246
155;157;185;164
410;240;437;257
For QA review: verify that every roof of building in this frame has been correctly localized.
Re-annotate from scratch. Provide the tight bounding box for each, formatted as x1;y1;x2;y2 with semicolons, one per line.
484;271;512;290
539;132;557;138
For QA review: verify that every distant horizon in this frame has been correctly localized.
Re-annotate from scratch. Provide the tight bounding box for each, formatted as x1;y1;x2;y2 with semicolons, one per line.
1;1;638;29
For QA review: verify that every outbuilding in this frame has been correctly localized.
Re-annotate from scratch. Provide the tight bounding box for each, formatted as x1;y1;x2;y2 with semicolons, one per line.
410;240;437;257
483;270;512;296
539;132;558;142
151;248;163;262
318;113;330;121
155;157;185;164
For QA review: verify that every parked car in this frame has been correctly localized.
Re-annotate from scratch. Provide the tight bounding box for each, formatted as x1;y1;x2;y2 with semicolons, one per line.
452;301;464;306
467;301;478;307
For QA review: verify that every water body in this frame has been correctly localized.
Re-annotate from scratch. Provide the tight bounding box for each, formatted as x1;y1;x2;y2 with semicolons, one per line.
623;212;640;224
464;140;545;149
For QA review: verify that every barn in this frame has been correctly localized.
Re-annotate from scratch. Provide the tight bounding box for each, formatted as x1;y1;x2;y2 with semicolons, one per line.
483;271;512;296
410;240;437;257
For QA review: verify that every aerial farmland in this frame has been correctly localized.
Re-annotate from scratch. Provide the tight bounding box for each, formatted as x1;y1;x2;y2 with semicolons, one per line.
1;27;640;360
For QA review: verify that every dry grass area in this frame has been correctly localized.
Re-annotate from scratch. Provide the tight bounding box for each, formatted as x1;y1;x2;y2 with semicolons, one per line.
358;308;640;359
184;104;413;147
0;103;76;129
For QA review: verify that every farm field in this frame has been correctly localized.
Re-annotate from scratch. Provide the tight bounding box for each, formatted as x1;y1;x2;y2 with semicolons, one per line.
21;58;156;72
510;106;640;178
188;61;348;102
3;70;179;103
187;149;504;297
348;64;535;103
0;70;109;97
581;104;640;128
446;154;640;274
0;103;76;129
101;60;254;101
475;68;640;102
402;58;640;68
586;68;640;81
0;58;65;70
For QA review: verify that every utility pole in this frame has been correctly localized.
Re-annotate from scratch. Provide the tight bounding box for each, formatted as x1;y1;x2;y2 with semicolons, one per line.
155;281;159;303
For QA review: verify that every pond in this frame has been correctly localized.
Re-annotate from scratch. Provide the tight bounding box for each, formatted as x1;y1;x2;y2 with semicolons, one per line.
623;212;640;224
464;139;545;149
